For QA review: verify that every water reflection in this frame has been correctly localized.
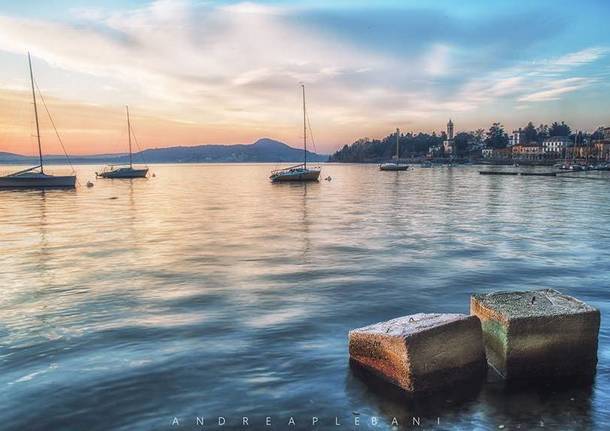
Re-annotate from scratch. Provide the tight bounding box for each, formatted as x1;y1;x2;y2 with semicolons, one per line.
0;163;609;430
301;183;313;261
346;359;483;430
347;358;596;430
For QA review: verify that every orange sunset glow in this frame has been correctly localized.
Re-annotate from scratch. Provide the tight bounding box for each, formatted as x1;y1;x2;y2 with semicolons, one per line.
1;0;609;156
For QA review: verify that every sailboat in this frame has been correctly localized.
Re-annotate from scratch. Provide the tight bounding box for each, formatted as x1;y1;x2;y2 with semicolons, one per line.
556;131;584;171
269;84;321;182
379;128;408;171
0;54;76;189
96;106;149;179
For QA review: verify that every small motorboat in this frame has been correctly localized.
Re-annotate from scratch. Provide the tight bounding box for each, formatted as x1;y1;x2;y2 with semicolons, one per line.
557;163;584;172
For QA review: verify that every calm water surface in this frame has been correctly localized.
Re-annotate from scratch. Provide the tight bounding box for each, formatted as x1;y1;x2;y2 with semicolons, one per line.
0;164;609;430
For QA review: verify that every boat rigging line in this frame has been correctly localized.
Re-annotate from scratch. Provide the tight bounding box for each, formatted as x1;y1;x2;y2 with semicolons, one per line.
126;121;149;168
34;79;79;183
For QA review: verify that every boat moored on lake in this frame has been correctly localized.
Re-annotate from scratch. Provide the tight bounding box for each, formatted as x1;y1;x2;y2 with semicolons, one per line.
379;128;408;171
0;53;76;189
555;162;585;172
97;106;149;179
0;168;76;188
379;161;408;171
96;166;149;179
270;84;321;183
270;164;321;182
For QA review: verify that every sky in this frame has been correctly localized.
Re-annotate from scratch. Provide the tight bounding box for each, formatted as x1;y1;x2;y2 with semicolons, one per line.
0;0;609;156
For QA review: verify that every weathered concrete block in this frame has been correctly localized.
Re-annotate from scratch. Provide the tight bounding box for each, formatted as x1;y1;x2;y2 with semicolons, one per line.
348;313;486;392
471;289;600;380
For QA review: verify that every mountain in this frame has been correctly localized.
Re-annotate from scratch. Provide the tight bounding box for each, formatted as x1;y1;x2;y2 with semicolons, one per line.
0;138;328;164
0;152;29;162
135;138;327;163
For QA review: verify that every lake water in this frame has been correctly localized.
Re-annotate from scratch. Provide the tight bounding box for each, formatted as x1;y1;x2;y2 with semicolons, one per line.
0;163;609;430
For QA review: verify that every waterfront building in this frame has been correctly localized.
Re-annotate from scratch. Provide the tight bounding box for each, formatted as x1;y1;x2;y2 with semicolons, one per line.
572;143;594;159
542;136;571;158
482;147;511;160
512;142;544;161
591;127;610;160
508;129;524;147
594;141;610;160
428;144;442;158
443;119;455;155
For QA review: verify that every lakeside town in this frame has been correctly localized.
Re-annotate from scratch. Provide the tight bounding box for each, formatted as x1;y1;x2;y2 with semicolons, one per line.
330;120;610;168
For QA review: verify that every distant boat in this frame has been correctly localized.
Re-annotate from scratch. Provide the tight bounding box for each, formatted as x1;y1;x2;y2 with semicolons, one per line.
593;163;610;171
379;128;408;171
97;106;149;179
270;84;321;182
556;163;585;172
555;132;585;172
0;53;76;189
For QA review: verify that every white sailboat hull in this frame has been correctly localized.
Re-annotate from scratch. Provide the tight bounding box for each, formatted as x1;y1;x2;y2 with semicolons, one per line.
379;162;409;171
380;129;407;171
0;172;76;188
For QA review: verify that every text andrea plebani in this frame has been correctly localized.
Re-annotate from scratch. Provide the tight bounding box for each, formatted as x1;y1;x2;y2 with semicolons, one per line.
169;416;441;428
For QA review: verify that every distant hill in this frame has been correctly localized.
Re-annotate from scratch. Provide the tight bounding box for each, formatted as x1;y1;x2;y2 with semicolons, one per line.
135;138;327;163
0;151;29;162
0;138;328;164
329;133;444;162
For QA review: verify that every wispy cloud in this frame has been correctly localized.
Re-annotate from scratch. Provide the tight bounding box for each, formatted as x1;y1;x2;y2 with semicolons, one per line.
518;77;596;102
551;47;608;69
0;0;608;153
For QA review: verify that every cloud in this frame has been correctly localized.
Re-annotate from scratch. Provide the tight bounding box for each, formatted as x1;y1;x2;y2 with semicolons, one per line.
451;46;607;110
0;1;607;151
517;77;595;102
551;47;608;68
423;44;451;77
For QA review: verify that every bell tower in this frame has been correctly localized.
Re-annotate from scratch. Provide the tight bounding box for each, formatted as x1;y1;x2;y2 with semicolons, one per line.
447;119;454;140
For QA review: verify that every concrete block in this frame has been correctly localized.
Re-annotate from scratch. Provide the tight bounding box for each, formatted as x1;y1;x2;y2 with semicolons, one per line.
471;289;600;380
348;313;486;392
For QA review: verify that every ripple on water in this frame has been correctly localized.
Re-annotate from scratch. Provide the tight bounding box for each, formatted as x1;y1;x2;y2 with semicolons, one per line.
1;164;610;430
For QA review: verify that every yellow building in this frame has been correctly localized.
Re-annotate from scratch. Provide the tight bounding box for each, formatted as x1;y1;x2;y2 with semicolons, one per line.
594;141;610;160
512;142;544;160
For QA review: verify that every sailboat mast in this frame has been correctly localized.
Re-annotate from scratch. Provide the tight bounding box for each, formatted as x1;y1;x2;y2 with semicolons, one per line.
28;53;43;173
573;130;577;163
126;105;133;168
302;84;307;169
396;128;400;159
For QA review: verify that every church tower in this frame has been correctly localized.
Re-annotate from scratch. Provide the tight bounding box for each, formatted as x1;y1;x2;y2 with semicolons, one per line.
443;119;455;156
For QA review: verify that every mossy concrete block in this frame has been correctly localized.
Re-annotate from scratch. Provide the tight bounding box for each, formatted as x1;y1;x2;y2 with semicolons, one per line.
471;289;600;380
348;313;486;392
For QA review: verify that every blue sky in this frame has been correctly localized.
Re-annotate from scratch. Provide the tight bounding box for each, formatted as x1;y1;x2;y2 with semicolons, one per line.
0;0;609;154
